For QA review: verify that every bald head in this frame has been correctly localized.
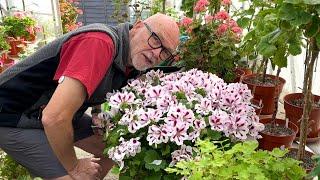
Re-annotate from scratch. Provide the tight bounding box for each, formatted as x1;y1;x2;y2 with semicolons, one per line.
144;13;180;50
129;13;180;71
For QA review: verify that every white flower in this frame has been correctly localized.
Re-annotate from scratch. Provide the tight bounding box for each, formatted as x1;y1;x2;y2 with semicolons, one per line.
195;98;213;115
170;122;189;145
109;92;136;108
209;110;229;132
170;145;193;166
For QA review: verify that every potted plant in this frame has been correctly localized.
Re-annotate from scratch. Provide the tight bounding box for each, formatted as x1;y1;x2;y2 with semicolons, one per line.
59;0;83;33
235;0;296;115
100;69;264;179
177;0;244;83
240;0;319;170
166;139;306;179
1;11;41;56
0;26;13;73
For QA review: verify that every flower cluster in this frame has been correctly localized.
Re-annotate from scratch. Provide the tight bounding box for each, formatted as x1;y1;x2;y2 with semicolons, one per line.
105;69;264;172
178;0;243;82
108;137;141;169
59;0;83;33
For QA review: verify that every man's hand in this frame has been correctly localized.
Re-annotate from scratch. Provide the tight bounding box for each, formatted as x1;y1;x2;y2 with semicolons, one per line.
69;158;102;180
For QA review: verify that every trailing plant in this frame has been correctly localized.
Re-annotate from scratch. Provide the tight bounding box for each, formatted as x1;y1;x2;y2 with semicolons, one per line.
166;139;306;180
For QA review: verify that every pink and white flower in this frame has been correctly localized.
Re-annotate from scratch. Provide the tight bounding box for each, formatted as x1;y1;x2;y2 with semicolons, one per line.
110;92;136;108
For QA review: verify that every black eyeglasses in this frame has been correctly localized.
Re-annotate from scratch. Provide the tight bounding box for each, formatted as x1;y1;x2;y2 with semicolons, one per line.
143;22;176;65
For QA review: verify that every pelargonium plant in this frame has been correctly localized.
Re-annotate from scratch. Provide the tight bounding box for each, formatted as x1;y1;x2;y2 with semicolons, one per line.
102;69;264;179
59;0;83;33
178;0;243;82
2;11;42;40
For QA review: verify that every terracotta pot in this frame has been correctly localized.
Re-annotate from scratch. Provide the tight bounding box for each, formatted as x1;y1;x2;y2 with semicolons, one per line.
233;68;245;83
258;118;298;151
242;74;286;115
7;37;24;56
237;67;252;76
284;93;320;138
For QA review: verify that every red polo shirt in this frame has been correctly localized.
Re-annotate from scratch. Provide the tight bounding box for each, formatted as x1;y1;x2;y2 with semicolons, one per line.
53;32;114;97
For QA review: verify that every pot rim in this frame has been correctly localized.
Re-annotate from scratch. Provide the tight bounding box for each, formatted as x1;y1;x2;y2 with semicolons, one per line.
242;74;286;87
284;93;320;110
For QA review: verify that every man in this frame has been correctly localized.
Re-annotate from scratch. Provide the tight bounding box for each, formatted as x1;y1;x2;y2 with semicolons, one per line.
0;13;180;179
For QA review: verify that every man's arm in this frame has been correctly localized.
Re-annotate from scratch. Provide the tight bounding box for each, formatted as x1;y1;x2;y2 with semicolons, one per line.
42;76;86;172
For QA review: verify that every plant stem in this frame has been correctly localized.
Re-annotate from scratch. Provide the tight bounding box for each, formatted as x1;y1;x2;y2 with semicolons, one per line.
262;57;268;83
162;0;166;13
271;67;281;126
298;38;319;160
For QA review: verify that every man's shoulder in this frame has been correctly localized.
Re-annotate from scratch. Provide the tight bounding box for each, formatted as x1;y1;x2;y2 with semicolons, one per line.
65;31;114;45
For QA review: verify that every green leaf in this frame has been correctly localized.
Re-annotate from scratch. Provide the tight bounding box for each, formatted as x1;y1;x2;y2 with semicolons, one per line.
144;150;167;171
273;48;288;68
237;17;251;28
257;42;277;57
206;129;222;140
119;176;131;180
303;0;320;4
279;4;296;21
280;20;293;30
316;5;320;15
305;17;320;38
291;11;313;26
289;42;302;56
316;33;320;48
111;166;121;175
144;174;162;180
284;0;303;4
162;144;171;156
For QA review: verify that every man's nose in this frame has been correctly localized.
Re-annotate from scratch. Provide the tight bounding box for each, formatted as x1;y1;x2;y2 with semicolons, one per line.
151;48;162;62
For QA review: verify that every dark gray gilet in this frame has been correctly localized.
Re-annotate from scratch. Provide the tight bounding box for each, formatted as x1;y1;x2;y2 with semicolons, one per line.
0;23;133;128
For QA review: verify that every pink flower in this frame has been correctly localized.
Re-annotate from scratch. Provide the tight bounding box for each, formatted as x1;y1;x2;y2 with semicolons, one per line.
77;9;83;15
76;22;83;26
181;17;193;28
170;145;193;166
205;15;215;23
194;0;210;13
147;124;172;146
231;26;243;34
214;11;230;21
216;23;229;35
110;92;136;108
228;19;238;27
209;110;229;131
195;98;212;115
221;0;231;6
34;25;42;33
194;119;206;129
25;26;34;35
13;12;25;19
170;122;189;145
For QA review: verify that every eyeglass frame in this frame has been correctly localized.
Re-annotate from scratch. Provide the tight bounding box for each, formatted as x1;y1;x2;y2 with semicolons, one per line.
143;22;176;65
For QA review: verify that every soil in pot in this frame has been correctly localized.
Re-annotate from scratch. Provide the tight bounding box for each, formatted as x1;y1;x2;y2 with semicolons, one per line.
258;118;298;151
284;93;320;139
286;148;315;172
243;74;286;115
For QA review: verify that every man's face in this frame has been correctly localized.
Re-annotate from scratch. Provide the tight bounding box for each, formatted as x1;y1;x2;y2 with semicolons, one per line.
129;21;179;71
